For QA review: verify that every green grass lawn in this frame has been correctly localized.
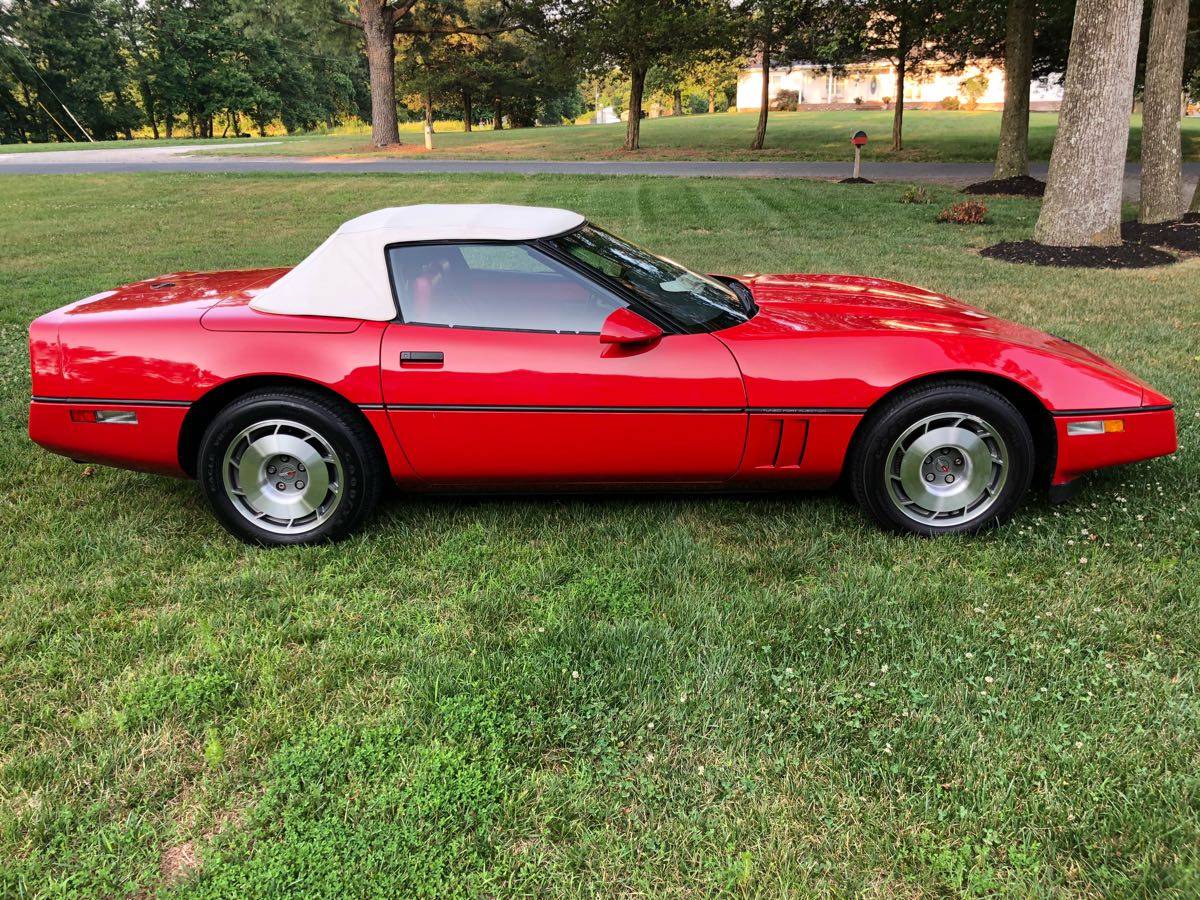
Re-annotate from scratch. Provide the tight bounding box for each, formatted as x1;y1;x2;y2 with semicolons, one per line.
9;110;1200;163
0;136;274;155
1;173;1197;896
196;110;1200;163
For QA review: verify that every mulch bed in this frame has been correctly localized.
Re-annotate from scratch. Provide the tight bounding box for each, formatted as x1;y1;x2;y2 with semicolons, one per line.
980;240;1177;269
1120;217;1200;253
838;177;875;184
962;175;1046;197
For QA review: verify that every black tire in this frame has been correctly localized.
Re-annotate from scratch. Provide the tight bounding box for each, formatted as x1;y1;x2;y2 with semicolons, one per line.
848;381;1035;536
197;388;385;546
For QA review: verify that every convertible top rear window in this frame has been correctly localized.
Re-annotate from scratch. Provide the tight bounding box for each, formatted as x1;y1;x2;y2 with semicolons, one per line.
549;225;750;333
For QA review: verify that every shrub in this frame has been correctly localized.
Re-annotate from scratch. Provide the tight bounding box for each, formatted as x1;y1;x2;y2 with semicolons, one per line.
881;96;892;109
937;200;988;224
959;73;989;111
940;96;961;110
899;186;933;205
854;96;864;106
770;89;799;112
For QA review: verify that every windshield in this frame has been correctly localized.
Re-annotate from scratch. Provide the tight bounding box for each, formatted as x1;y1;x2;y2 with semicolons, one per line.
549;225;750;333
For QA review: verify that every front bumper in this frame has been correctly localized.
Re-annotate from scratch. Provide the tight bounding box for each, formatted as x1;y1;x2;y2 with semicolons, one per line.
1052;406;1177;485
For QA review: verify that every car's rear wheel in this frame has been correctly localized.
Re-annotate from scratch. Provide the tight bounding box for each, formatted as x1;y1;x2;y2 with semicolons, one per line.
849;382;1034;536
198;388;384;546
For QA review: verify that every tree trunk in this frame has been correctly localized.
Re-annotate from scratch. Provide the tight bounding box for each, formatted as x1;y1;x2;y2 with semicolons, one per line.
892;47;907;151
708;91;716;114
1138;0;1188;223
360;0;401;147
672;89;683;116
165;115;173;139
1190;179;1200;214
462;89;472;132
423;92;434;131
149;118;159;139
751;46;770;150
493;98;503;129
1034;0;1145;246
993;0;1034;179
625;65;646;151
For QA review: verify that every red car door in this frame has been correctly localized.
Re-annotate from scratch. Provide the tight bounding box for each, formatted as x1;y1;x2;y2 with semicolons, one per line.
379;242;746;483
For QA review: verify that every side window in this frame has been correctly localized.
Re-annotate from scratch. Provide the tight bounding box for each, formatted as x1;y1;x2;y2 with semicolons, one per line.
388;242;627;334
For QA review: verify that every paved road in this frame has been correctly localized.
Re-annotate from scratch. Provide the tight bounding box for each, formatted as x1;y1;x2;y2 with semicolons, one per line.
2;143;1196;197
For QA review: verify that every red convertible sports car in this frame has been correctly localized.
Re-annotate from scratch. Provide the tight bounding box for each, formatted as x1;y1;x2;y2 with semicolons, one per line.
29;204;1176;545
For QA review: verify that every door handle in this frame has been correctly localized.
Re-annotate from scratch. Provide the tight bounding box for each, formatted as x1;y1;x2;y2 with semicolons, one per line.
399;350;444;367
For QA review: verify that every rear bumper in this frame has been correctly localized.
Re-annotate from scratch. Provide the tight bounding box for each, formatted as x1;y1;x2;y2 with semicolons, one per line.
1051;406;1177;485
29;399;189;477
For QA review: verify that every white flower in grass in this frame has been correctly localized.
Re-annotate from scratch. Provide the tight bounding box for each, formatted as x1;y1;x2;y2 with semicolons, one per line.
984;676;994;684
571;670;580;680
1079;557;1088;564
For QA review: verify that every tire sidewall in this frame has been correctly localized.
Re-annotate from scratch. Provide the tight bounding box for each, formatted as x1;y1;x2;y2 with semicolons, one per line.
198;394;375;546
854;386;1034;536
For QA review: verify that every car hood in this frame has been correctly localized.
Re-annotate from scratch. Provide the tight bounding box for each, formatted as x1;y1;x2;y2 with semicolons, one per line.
733;273;1153;388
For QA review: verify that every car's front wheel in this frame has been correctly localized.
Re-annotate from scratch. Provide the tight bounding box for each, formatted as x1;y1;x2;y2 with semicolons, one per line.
848;382;1034;536
198;388;384;546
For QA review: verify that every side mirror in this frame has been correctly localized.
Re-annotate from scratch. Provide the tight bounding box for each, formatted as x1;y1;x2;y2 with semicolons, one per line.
599;307;662;346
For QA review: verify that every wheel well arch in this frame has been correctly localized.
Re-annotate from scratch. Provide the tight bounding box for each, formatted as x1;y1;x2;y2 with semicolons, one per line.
848;371;1057;487
177;376;383;478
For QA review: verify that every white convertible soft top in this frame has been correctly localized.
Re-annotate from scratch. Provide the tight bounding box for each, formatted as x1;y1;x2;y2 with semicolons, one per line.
250;204;586;321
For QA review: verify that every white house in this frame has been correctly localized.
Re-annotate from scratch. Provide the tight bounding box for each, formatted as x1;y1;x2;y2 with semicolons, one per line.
736;60;1063;111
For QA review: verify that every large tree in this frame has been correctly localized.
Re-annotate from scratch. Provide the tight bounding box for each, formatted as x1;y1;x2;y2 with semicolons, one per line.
1033;0;1145;246
942;0;1074;183
992;0;1034;179
852;0;947;151
549;0;731;151
339;1;521;148
1139;0;1189;223
744;0;834;151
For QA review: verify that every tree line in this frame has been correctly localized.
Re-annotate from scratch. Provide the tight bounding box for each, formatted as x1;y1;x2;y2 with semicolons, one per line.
3;0;1197;243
